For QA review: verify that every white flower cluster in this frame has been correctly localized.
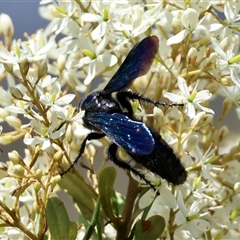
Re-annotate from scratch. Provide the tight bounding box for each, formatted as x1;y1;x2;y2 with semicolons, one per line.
0;1;240;239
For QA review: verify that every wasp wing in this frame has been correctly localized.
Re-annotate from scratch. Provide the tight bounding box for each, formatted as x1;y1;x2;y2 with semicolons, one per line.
86;112;154;154
102;36;159;95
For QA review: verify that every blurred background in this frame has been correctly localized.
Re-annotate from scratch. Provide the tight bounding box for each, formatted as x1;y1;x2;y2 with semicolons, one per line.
1;2;48;39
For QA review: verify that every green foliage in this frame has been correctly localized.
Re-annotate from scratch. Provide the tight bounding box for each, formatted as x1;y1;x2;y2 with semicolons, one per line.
46;197;77;240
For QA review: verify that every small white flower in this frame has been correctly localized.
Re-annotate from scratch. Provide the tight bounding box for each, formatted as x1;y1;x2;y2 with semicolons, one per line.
113;4;160;39
81;1;113;40
211;37;240;87
56;106;84;123
164;77;214;119
24;112;65;150
39;81;75;112
167;8;207;45
208;2;240;37
50;1;79;35
176;191;210;238
71;35;117;85
191;145;219;181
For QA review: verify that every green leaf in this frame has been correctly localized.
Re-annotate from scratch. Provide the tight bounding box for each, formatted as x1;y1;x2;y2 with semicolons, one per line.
46;197;77;240
134;215;165;240
83;196;102;240
98;166;117;220
59;172;100;221
112;192;125;217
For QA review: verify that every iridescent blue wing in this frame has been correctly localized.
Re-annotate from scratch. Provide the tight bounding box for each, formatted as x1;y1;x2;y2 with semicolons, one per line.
102;36;159;95
86;112;154;154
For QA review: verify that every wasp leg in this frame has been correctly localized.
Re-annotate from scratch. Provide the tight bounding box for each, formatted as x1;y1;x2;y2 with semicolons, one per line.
117;91;184;108
61;132;105;177
108;143;159;194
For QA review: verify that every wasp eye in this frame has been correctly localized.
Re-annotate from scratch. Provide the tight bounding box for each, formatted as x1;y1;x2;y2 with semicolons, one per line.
80;94;95;110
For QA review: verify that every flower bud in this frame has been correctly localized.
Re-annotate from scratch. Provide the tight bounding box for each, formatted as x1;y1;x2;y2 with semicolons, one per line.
53;150;64;162
34;181;41;192
18;58;30;77
209;52;218;64
0;108;9;120
216;125;229;143
38;59;48;78
3;63;13;73
6;116;22;129
220;76;233;86
57;54;66;72
191;112;213;128
35;169;43;180
0;135;14;144
88;144;96;158
187;47;197;65
13;164;25;177
51;175;61;187
66;124;73;143
0;13;14;37
9;87;23;100
234;182;240;193
0;13;14;48
8;150;23;165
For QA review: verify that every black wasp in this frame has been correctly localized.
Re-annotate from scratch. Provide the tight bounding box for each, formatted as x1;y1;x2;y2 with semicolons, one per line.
62;36;187;190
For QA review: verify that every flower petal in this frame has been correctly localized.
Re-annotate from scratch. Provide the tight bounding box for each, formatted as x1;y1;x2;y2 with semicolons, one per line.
164;92;183;102
84;62;96;85
81;13;102;22
159;187;177;209
167;29;190;45
55;94;75;105
186;103;196;119
178;77;190;97
91;22;107;40
98;54;117;67
181;8;198;31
